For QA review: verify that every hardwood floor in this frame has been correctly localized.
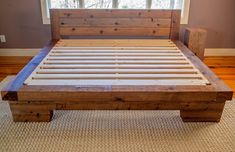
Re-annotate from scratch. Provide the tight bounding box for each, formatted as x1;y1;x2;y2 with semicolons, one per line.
204;57;235;97
0;57;32;81
0;56;234;98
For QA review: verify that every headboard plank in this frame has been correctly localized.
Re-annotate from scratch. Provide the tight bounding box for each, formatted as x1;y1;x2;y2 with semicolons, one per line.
58;9;172;18
60;27;171;36
50;9;181;40
60;18;171;28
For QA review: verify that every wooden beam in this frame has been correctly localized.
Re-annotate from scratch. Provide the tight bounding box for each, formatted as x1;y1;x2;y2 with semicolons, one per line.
50;9;61;40
60;27;171;37
170;10;181;40
184;28;207;61
58;9;172;18
174;40;233;100
1;40;57;101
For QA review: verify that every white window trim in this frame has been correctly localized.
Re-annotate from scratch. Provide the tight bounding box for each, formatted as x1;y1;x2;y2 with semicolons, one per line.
181;0;190;24
40;0;190;25
40;0;50;24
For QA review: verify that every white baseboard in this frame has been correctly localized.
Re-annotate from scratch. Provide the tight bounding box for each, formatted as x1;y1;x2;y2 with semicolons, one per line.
0;48;235;57
0;48;40;56
205;48;235;56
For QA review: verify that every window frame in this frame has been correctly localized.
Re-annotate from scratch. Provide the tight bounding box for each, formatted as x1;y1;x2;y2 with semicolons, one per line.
40;0;190;24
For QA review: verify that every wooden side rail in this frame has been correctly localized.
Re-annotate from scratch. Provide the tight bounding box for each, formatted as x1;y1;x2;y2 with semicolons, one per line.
8;99;226;122
184;28;207;61
1;40;58;101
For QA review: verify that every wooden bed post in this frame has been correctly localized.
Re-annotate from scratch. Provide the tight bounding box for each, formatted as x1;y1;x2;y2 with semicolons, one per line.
180;103;226;122
9;101;55;122
184;28;207;61
0;41;58;122
50;9;61;40
170;10;181;40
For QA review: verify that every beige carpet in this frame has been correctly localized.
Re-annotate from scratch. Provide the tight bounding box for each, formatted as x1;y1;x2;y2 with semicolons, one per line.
0;76;235;152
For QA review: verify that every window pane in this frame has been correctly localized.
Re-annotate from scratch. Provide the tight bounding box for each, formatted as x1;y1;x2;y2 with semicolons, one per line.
118;0;146;9
50;0;80;8
174;0;183;9
152;0;183;9
85;0;112;8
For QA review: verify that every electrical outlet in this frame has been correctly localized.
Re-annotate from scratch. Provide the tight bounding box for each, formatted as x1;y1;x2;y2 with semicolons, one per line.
0;35;6;43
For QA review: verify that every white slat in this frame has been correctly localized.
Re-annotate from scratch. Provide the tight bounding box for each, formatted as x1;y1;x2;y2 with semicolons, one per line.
32;74;203;79
40;64;194;69
24;79;209;86
56;41;175;46
47;56;186;60
52;49;180;53
53;46;178;50
49;53;182;56
37;69;198;74
44;60;188;64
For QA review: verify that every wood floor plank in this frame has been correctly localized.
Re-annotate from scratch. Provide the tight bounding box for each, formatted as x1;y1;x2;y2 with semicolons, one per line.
204;57;235;97
0;57;32;81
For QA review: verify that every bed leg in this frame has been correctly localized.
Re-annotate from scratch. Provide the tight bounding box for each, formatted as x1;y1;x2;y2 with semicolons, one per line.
9;101;55;122
180;108;225;122
180;101;226;122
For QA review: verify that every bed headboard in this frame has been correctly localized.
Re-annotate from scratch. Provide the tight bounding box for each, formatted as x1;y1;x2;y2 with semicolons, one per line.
50;9;180;40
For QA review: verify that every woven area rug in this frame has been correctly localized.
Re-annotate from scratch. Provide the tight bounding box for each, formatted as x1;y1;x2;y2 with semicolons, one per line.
0;76;235;152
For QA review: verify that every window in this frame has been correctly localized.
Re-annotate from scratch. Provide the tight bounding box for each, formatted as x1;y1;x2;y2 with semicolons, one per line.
40;0;190;24
152;0;183;9
85;0;113;8
118;0;146;9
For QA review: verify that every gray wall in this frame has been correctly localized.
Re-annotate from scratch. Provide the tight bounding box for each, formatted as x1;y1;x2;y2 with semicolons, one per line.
0;0;51;48
182;0;235;48
0;0;235;48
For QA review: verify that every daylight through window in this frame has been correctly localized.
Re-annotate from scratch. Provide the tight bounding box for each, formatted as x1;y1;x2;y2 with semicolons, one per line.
40;0;190;24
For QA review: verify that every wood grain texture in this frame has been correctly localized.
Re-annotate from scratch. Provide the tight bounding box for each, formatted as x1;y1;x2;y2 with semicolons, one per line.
60;27;171;36
1;58;234;94
1;40;57;101
58;9;172;18
180;108;224;122
204;57;235;98
50;9;60;40
60;18;171;28
8;97;226;122
174;41;233;100
9;101;54;122
0;57;32;81
55;39;177;47
184;28;207;60
49;9;180;38
170;10;181;40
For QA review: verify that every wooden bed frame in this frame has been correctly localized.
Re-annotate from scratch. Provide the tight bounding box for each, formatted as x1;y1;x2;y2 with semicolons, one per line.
1;9;233;122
